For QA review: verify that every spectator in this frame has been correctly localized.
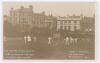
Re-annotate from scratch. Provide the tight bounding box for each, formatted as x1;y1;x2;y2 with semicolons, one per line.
48;37;52;46
64;37;70;46
24;35;27;44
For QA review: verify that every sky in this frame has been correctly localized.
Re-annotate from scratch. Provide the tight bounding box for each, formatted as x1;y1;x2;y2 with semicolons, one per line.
3;2;96;17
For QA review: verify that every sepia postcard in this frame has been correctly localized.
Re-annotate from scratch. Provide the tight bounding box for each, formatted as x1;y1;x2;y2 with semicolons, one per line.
3;2;97;60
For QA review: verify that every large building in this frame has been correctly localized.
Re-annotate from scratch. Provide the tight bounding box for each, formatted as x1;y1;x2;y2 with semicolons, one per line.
45;14;57;30
9;5;34;32
57;15;82;31
10;5;33;25
9;5;56;31
32;11;46;28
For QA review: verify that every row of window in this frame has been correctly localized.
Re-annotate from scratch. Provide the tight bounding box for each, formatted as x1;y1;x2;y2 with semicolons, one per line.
10;11;32;16
57;21;80;24
57;25;80;31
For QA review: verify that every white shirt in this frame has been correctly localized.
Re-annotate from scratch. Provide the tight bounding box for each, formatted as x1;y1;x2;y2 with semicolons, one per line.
27;35;31;42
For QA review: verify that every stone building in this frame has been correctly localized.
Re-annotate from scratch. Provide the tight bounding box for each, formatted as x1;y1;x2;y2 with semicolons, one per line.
45;14;57;30
10;5;33;25
57;15;82;31
9;5;56;33
32;12;46;28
